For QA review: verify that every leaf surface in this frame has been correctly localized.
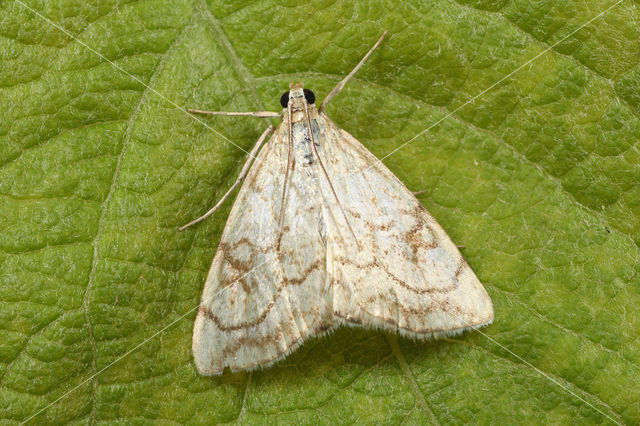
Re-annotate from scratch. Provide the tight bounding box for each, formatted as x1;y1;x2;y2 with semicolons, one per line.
1;0;639;424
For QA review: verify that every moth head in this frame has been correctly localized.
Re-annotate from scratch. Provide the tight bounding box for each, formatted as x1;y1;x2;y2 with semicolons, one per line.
280;82;315;109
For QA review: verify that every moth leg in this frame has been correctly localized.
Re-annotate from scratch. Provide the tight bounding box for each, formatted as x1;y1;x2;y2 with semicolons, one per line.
179;125;275;231
187;109;281;118
319;30;388;112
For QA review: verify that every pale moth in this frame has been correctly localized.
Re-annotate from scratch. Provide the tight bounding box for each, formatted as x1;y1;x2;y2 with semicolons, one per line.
183;32;494;375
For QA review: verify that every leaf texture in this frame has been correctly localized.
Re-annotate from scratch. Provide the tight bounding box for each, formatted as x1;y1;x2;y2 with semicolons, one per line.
0;0;639;424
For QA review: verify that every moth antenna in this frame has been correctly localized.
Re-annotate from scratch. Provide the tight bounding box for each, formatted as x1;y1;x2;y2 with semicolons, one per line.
319;30;388;112
303;102;361;250
277;103;295;246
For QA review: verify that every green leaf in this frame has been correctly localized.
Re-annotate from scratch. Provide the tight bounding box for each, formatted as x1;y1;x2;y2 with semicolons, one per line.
1;0;639;424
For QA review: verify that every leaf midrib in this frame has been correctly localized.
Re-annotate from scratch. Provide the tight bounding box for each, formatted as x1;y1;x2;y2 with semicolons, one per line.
25;0;636;423
200;8;451;421
81;9;202;424
203;3;636;422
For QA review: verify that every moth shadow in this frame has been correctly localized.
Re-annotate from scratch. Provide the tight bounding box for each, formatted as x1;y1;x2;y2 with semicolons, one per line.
218;326;452;385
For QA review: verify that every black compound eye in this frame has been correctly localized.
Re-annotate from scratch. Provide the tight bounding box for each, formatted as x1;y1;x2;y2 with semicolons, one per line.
280;91;290;108
303;89;315;104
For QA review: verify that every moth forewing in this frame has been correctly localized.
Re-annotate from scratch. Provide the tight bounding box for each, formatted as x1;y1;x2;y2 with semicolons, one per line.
188;32;493;375
319;120;494;336
192;99;335;375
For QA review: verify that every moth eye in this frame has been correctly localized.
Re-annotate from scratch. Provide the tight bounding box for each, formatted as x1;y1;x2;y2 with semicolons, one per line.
303;89;315;104
280;91;290;108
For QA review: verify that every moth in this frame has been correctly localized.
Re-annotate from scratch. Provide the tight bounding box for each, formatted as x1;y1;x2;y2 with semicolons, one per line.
183;32;494;375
